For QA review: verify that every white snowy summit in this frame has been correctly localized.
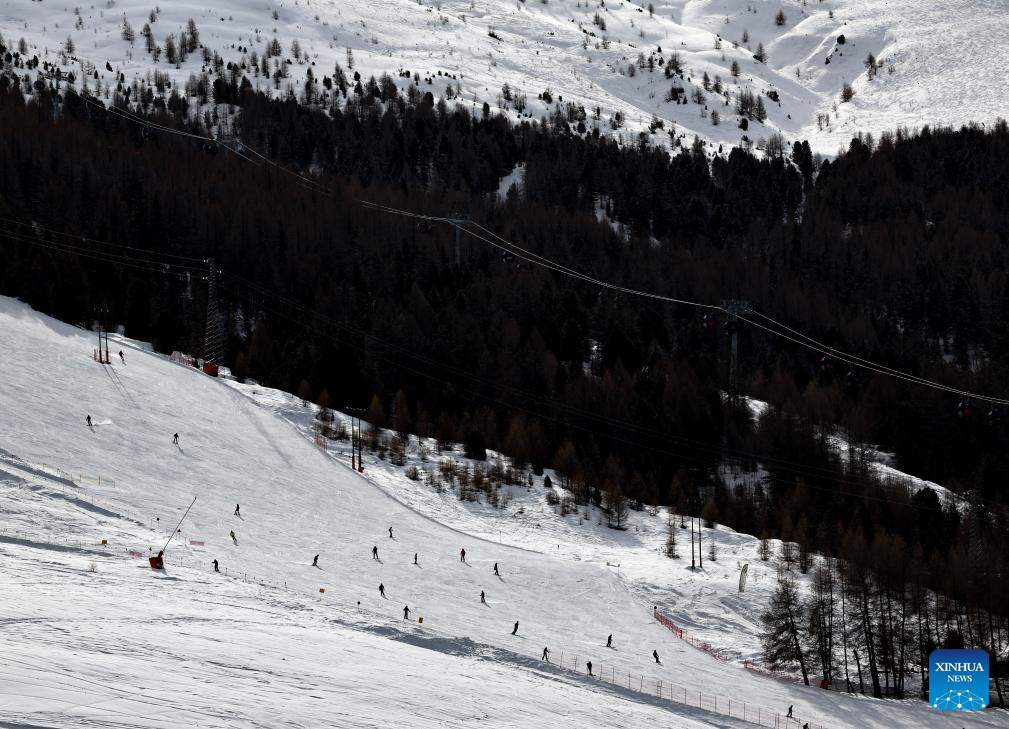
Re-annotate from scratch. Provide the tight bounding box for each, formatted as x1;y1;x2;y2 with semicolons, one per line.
3;0;1008;154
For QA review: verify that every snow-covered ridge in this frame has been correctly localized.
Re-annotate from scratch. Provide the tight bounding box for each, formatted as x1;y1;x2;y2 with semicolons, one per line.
3;0;1007;156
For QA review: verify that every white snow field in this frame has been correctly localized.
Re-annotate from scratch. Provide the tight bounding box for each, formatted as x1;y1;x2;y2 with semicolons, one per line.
2;0;1007;156
2;298;1005;728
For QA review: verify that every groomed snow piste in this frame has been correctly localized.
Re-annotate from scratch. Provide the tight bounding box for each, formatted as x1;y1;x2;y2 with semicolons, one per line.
1;297;1003;727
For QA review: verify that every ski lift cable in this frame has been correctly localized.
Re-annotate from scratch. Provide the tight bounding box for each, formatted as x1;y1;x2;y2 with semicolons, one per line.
460;219;1009;403
743;308;995;398
0;230;204;277
5;226;981;515
0;226;208;272
464;216;1009;403
63;85;331;196
0;216;211;264
362;202;1009;406
219;270;980;499
60;82;331;194
360;201;724;311
222;277;988;517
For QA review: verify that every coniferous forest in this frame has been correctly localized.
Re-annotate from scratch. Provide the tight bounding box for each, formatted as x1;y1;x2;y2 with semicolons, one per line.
1;72;1008;700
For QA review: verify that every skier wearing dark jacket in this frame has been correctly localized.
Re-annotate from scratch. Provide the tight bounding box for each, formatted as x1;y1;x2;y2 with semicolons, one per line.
403;605;411;619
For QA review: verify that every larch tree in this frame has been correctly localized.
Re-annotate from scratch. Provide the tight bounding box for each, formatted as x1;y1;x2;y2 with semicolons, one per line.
760;576;811;685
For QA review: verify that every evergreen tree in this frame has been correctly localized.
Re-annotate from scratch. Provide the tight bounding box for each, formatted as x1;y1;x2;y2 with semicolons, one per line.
760;576;810;685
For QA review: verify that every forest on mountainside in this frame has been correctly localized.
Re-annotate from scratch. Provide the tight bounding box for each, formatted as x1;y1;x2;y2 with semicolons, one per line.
1;73;1009;692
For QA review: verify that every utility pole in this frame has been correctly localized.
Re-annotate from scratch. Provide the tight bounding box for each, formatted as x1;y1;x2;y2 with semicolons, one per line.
203;258;223;366
95;308;104;363
448;213;468;266
95;306;110;363
103;307;110;363
721;299;751;405
690;515;696;569
346;406;365;472
697;508;703;569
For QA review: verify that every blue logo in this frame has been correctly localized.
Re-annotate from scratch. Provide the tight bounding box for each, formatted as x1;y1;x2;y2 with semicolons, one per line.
929;649;989;709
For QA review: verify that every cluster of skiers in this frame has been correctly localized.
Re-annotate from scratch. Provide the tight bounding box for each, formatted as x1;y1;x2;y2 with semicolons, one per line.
161;500;730;706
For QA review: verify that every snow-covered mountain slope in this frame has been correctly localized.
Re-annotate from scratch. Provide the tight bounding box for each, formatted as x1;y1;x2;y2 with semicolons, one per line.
3;0;1006;156
2;298;1006;728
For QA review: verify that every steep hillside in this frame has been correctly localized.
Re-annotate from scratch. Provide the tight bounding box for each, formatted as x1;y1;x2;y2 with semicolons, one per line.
2;299;1004;726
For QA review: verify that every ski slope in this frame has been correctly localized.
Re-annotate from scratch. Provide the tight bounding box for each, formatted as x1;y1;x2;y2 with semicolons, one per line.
2;0;1007;155
2;299;1005;728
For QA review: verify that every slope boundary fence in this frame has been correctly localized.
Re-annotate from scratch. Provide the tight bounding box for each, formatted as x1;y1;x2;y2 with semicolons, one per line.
653;608;735;663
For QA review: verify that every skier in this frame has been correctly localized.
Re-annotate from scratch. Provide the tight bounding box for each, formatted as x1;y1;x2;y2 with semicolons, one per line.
403;605;411;620
493;562;499;576
606;634;613;648
86;414;92;427
229;530;237;544
173;433;179;445
653;649;660;664
213;559;219;572
787;706;793;718
480;590;486;604
234;504;240;516
118;350;125;363
413;553;418;565
388;527;394;538
372;545;379;560
803;725;809;729
379;583;385;598
460;548;466;563
586;661;593;676
313;554;319;567
542;647;550;662
512;620;519;635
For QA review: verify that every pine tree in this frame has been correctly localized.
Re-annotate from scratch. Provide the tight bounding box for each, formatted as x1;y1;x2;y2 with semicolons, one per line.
393;389;412;441
297;378;313;407
121;18;136;45
760;576;810;684
604;456;628;529
366;393;386;430
186;19;200;50
165;34;178;65
754;42;767;63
